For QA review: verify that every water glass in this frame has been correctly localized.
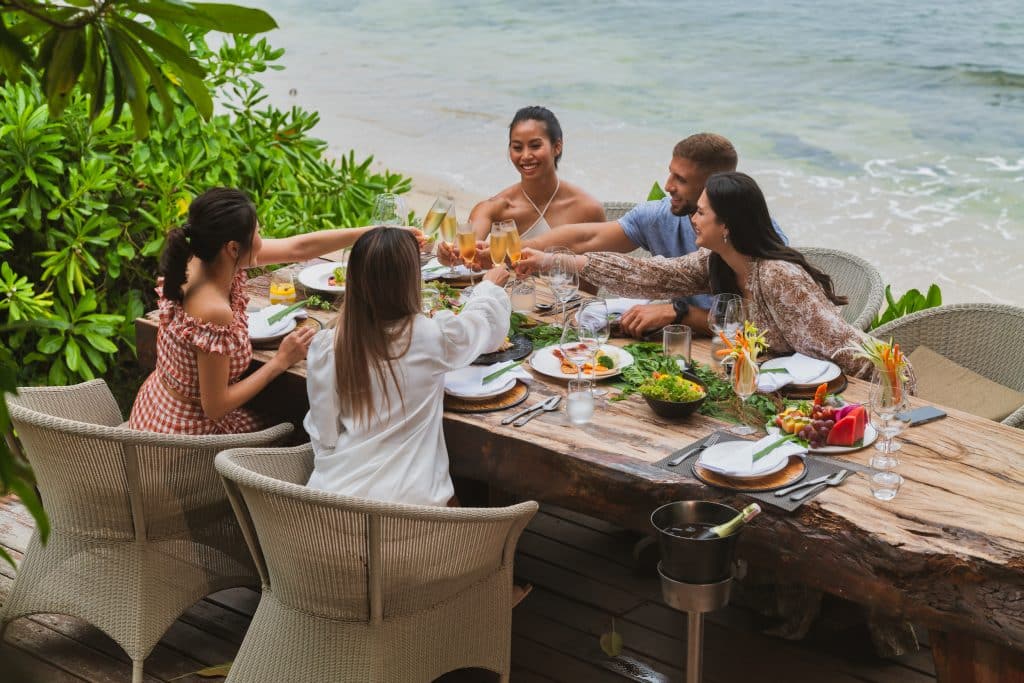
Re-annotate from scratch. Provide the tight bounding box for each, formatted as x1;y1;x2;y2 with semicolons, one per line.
869;471;903;501
663;324;692;371
371;193;407;226
268;268;296;305
509;278;536;313
567;379;595;425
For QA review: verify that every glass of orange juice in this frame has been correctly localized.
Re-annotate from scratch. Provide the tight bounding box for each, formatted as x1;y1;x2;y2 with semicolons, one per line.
269;268;297;305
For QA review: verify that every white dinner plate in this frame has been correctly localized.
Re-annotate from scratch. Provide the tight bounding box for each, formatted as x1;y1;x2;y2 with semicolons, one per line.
422;257;473;281
766;422;878;453
248;315;297;343
528;344;634;381
443;374;518;400
697;441;792;480
760;356;841;385
298;262;347;294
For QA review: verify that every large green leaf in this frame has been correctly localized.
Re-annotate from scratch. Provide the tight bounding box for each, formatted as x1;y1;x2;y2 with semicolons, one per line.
114;16;206;77
126;1;277;33
647;181;666;201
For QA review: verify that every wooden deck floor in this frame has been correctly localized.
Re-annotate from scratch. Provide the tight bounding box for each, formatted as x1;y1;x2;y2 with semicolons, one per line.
0;496;935;682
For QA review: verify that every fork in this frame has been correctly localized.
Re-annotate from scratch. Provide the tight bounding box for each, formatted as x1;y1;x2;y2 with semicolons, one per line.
668;432;722;467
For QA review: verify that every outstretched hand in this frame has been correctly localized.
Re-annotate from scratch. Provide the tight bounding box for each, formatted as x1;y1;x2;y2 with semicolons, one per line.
618;303;676;338
513;247;547;278
482;265;510;287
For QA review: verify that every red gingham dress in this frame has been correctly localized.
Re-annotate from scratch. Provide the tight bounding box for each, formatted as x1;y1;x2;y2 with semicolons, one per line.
129;271;264;434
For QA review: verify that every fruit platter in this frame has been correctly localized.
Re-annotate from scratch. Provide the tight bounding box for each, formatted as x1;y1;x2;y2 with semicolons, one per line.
766;382;877;453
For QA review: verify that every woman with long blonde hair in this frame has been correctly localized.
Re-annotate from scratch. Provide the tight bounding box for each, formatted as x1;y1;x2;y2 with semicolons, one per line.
303;227;511;505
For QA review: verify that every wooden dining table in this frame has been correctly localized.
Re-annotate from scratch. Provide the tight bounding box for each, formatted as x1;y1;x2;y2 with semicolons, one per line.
134;260;1024;683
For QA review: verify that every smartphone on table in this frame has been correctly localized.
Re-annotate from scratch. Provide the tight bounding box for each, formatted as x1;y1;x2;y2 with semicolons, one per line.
899;405;947;426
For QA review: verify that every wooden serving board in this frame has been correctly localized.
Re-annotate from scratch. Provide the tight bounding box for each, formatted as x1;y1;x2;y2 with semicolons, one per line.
692;455;807;492
444;380;530;413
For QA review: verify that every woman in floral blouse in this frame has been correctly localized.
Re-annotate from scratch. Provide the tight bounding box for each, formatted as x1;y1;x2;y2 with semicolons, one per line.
518;172;874;377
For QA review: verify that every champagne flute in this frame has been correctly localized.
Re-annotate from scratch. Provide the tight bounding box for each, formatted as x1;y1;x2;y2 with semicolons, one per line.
709;295;744;374
422;197;452;238
371;193;407;226
439;207;459;276
730;354;760;435
543;247;578;326
577;299;610;395
502;219;522;283
456;222;479;289
489;221;508;268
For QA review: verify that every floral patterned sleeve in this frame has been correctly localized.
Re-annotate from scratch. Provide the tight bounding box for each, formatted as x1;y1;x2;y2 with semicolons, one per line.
581;250;712;299
757;260;874;378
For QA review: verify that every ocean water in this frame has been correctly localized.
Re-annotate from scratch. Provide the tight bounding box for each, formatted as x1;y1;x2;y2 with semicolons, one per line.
245;0;1023;305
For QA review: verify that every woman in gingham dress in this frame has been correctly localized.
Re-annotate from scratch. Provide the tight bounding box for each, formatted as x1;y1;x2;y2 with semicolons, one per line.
130;187;424;434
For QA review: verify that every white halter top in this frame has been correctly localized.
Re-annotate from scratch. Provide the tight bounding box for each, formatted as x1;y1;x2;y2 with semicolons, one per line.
519;180;559;240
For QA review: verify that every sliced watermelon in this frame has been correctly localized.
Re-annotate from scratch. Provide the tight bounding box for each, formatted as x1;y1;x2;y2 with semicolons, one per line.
827;406;867;447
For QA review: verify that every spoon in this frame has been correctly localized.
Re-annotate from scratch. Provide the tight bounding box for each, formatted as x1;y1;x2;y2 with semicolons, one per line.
790;469;851;502
514;395;561;427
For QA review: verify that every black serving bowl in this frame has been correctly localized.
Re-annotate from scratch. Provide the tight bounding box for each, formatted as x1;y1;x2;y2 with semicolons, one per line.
641;372;708;419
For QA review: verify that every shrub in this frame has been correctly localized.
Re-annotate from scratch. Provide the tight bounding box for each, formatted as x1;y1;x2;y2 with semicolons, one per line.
0;33;411;391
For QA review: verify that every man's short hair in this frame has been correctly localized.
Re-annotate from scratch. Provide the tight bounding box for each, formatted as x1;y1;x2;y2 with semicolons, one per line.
673;133;738;174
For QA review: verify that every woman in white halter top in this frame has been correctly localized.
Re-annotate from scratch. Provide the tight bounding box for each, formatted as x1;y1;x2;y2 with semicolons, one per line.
466;106;605;243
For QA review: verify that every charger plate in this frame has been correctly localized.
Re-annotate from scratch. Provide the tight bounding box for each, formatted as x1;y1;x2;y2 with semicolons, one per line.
444;380;529;413
692;455;807;493
778;372;848;399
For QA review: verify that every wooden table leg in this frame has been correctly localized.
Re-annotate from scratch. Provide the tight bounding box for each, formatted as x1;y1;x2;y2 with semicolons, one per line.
931;630;1024;683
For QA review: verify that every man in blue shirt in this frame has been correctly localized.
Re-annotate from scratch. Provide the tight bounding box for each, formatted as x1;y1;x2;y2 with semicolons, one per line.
523;133;785;337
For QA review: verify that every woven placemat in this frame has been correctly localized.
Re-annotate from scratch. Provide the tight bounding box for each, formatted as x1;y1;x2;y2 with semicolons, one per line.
444;380;530;413
651;431;859;512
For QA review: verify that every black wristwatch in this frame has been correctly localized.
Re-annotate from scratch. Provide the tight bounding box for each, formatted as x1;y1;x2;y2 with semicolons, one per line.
672;299;690;324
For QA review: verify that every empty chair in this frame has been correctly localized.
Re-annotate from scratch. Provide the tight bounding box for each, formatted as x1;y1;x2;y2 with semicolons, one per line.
1;379;293;683
800;247;885;331
215;443;538;683
873;303;1024;427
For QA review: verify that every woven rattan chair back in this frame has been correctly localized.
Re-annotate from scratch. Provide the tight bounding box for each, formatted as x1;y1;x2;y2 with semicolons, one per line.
872;303;1024;427
216;444;538;682
2;379;293;683
800;247;885;331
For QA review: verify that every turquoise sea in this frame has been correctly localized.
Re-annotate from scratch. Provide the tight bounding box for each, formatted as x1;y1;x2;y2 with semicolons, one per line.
247;0;1023;304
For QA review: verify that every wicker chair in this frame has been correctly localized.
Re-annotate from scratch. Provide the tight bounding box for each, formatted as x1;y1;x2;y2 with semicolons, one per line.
215;444;538;683
872;303;1024;428
800;247;885;330
1;379;293;683
602;200;637;222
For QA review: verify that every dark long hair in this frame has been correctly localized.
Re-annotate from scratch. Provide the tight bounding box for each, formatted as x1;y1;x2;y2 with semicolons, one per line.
333;227;421;425
159;188;258;302
705;173;847;306
509;105;564;167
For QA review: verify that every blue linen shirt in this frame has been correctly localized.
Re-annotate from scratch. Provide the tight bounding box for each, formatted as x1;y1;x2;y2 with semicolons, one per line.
618;197;788;311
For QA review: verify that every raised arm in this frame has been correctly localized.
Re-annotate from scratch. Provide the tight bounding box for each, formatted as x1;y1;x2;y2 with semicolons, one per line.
468;196;510;240
435;276;512;368
523;220;636;254
578;250;712;300
256;226;426;266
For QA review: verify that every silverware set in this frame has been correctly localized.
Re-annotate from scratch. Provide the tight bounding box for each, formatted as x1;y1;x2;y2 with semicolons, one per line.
667;433;722;467
501;395;561;427
775;468;850;501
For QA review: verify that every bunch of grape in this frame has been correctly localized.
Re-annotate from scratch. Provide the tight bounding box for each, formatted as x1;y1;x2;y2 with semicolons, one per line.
797;406;837;448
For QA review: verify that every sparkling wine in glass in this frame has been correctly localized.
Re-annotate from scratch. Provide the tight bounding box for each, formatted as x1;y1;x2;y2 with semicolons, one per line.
504;221;522;266
422;197;452;237
489;222;508;267
456;222;479;288
439;208;459;276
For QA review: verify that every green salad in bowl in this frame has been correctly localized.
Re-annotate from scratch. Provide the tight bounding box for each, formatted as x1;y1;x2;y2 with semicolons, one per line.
639;372;707;418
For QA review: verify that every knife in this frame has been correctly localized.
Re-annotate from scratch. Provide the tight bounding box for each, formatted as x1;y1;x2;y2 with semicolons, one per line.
501;397;551;425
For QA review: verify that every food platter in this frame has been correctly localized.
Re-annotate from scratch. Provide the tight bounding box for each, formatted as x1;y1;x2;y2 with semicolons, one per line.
298;262;346;294
528;344;634;381
765;423;878;454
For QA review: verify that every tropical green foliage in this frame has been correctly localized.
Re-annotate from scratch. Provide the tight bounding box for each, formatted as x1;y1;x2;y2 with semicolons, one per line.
869;284;942;330
0;30;410;390
0;1;276;136
647;181;666;201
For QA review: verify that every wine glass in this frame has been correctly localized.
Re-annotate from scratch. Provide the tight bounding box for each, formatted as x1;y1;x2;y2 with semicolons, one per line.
708;294;744;374
543;247;578;326
371;193;407;226
868;373;910;469
422;197;452;238
577;299;610;396
730;355;760;435
559;320;598;382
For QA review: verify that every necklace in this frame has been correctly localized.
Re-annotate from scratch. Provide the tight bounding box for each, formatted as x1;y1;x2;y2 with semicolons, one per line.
522;178;560;219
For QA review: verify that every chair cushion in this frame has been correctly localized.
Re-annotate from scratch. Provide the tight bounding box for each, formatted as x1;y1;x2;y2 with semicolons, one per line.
908;346;1024;421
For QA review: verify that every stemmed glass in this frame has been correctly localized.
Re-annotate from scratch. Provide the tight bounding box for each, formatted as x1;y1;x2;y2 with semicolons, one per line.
438;207;459;277
371;193;407;226
489;221;508;269
560;320;599;381
577;299;610;396
730;356;760;435
503;220;522;273
868;373;910;468
543;247;579;326
422;197;452;238
708;294;744;374
456;221;479;290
